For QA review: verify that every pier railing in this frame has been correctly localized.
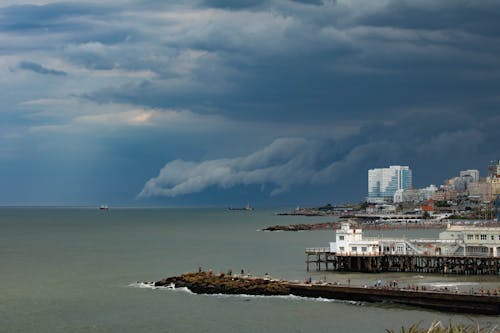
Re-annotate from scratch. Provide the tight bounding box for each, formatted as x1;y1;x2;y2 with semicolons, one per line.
305;247;330;253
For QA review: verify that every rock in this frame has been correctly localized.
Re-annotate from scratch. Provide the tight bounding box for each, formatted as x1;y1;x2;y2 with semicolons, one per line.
155;272;290;295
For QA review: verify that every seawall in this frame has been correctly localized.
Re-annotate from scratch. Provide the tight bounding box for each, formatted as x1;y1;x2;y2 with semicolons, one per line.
155;272;500;315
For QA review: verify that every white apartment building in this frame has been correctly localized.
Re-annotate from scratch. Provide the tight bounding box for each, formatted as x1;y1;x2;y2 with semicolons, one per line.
368;165;412;203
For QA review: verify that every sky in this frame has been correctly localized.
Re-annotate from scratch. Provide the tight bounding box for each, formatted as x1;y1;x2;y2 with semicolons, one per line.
1;0;499;207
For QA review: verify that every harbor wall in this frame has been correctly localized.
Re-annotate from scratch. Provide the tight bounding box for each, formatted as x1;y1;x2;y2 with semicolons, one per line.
154;272;500;315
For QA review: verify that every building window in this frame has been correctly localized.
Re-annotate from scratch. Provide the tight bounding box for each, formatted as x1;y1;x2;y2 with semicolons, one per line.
492;235;495;241
352;247;357;252
475;235;480;240
339;247;344;252
339;236;344;240
362;247;367;252
481;234;487;240
467;234;474;240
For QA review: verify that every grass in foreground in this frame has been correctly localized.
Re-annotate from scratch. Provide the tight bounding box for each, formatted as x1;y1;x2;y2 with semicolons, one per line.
386;321;499;333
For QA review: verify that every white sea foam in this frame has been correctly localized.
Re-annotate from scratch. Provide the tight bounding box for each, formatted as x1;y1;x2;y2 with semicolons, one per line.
421;282;480;288
209;293;361;305
128;282;194;294
128;282;156;289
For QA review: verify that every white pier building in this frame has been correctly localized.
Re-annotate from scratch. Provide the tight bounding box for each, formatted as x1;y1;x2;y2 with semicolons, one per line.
329;223;500;257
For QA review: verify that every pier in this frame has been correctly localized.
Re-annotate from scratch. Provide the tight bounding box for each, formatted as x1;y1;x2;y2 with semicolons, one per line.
155;272;500;315
305;250;500;275
306;222;500;274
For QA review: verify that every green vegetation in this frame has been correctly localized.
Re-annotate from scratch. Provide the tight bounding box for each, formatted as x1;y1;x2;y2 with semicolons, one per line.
386;321;498;333
359;201;369;210
434;201;452;207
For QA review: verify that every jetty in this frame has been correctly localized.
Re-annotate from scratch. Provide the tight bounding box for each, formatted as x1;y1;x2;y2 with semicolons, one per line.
306;222;500;275
154;272;500;315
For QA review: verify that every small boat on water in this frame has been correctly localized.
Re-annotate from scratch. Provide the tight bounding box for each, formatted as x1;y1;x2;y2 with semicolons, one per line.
228;204;254;211
99;205;109;210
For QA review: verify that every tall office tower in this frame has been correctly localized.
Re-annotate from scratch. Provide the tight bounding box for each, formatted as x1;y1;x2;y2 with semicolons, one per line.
367;165;412;203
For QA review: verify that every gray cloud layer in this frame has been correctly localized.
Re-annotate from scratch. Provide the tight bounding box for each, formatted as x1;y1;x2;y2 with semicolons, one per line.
1;0;499;205
18;61;67;76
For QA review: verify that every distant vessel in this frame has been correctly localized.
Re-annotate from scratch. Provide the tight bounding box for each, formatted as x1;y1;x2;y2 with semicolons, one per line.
99;205;109;210
228;204;254;211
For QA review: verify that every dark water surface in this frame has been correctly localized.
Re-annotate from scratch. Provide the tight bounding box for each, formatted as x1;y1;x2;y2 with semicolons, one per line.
1;208;499;332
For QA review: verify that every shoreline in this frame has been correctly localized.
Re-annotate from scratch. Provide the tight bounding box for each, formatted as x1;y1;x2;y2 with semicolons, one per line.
262;221;447;232
262;221;500;232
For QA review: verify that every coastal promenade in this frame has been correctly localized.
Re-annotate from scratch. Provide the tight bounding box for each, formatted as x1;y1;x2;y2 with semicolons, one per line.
154;272;500;315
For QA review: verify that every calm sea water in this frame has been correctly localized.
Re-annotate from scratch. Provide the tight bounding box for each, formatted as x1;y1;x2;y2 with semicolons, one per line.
1;208;499;332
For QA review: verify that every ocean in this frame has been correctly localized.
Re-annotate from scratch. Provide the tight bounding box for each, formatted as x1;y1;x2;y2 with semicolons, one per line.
1;208;499;332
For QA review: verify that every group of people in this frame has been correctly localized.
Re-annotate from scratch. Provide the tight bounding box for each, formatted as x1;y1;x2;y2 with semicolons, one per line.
197;265;250;278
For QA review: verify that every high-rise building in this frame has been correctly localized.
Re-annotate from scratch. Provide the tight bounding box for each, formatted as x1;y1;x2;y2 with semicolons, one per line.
367;165;412;203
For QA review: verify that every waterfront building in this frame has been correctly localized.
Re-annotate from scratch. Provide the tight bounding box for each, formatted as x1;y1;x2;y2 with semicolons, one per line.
468;181;490;201
488;160;500;177
393;189;404;203
449;177;468;192
367;165;412;203
393;185;437;203
365;204;397;214
420;184;438;201
328;222;500;257
460;169;479;183
492;177;500;196
431;188;458;202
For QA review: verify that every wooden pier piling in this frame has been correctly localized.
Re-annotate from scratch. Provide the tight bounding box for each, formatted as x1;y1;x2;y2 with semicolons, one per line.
305;250;500;275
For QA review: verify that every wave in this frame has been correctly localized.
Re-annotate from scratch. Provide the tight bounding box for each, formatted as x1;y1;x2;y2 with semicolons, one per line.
128;282;194;294
421;282;480;288
208;293;361;305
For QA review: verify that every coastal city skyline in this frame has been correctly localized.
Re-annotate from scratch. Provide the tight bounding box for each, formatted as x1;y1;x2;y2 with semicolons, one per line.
1;1;500;207
367;160;500;205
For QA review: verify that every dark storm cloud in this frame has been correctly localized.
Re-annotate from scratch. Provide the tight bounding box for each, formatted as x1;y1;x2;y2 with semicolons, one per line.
291;0;325;5
75;0;500;124
201;0;268;9
359;1;500;36
18;61;67;76
0;3;113;32
2;0;500;205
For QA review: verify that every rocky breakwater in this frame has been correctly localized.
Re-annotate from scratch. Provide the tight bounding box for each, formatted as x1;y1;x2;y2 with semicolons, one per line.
155;272;290;296
155;272;500;315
